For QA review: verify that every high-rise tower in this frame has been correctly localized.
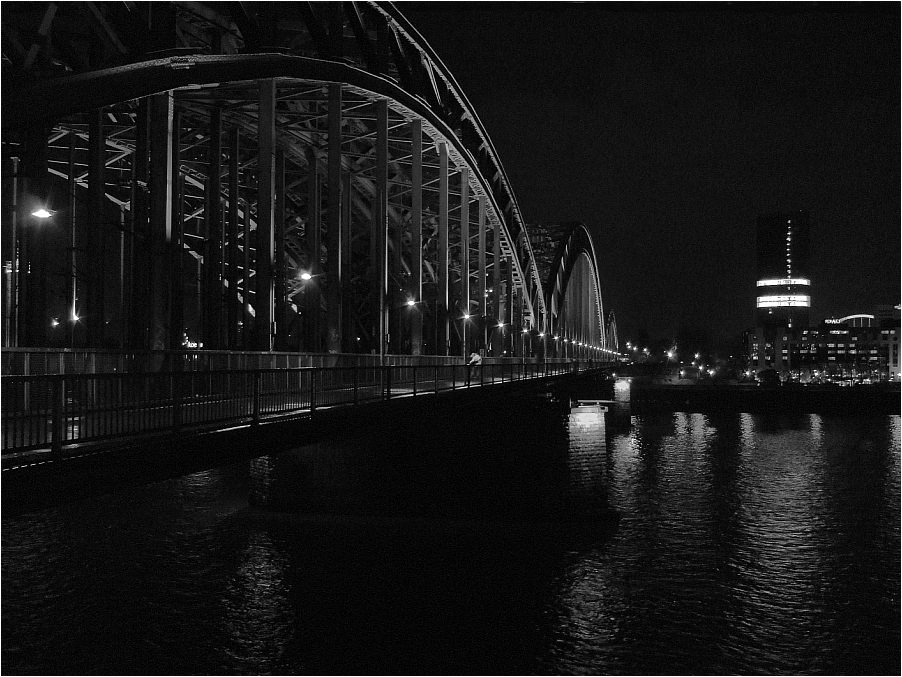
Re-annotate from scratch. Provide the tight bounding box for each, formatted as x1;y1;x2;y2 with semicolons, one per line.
755;211;811;330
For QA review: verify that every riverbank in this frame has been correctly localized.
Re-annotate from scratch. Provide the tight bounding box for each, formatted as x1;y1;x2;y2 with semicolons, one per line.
631;382;900;414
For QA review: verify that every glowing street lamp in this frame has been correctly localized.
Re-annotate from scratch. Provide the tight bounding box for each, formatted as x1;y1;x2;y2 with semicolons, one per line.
31;208;53;219
406;299;416;307
299;271;312;281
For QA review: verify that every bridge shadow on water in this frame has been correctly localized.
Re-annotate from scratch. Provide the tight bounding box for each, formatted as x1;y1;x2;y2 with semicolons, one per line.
245;378;620;533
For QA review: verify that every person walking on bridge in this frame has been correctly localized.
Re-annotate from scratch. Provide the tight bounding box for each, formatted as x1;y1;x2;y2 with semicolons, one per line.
466;351;482;386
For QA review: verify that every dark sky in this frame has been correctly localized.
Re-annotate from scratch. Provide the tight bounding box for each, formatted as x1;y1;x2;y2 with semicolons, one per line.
399;1;900;348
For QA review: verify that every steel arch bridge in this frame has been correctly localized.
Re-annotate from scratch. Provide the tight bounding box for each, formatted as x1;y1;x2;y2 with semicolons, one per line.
2;1;617;362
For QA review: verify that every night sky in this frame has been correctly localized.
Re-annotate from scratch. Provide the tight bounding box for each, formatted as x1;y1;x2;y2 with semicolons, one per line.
400;2;900;349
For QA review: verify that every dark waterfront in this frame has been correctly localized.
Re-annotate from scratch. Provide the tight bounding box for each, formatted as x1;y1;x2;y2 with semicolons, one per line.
2;392;899;675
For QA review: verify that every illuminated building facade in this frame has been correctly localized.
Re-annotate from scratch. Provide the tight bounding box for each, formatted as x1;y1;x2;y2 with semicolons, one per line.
749;306;901;382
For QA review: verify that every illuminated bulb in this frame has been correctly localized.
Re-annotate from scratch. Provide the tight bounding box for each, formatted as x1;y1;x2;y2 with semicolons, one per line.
31;208;52;219
299;272;312;281
407;299;416;307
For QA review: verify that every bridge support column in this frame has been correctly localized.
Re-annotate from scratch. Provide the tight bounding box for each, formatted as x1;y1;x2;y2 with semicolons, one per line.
409;120;423;356
459;167;469;356
340;170;353;352
242;194;253;349
374;99;389;358
305;145;321;352
148;93;174;351
437;141;449;356
326;84;343;354
255;79;276;352
170;168;185;352
477;195;486;352
227;128;241;349
491;222;502;356
505;258;514;355
128;99;150;349
204;109;223;349
274;149;288;350
87;109;106;347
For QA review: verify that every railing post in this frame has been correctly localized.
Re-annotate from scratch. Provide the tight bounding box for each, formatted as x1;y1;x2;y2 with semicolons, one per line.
385;365;392;400
434;365;439;394
452;364;457;390
252;371;260;424
412;366;417;396
353;367;359;405
172;371;182;430
310;369;317;413
51;375;63;458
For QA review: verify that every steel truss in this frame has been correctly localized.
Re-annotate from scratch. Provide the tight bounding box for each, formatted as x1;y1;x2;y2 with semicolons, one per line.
2;1;612;361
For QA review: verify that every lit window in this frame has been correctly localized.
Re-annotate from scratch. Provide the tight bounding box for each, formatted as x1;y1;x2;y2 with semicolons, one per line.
756;278;811;287
756;294;810;308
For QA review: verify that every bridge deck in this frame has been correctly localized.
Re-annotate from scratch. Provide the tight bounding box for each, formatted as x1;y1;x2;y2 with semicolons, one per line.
2;361;594;471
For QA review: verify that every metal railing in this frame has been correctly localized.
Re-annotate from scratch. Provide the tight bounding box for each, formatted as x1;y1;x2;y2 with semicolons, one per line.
0;348;472;376
2;360;588;460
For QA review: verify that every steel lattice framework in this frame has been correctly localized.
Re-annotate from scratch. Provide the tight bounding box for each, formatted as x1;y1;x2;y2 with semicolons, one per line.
2;1;614;361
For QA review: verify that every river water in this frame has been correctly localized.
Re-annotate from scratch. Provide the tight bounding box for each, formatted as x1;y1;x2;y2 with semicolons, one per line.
3;390;899;675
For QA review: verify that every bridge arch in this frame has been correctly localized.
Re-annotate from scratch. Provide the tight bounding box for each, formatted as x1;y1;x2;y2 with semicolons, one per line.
2;2;610;361
529;223;611;361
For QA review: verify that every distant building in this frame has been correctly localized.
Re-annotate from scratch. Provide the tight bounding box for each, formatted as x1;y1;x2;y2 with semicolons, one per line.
749;305;901;383
752;211;811;372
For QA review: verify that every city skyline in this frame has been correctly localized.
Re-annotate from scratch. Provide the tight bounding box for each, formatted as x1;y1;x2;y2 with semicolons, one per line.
402;2;901;347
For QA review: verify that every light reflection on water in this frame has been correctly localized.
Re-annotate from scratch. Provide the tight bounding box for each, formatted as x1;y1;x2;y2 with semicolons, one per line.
2;399;899;675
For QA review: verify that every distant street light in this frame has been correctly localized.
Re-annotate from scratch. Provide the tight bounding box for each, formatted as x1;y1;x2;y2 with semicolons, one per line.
31;208;53;219
299;271;312;281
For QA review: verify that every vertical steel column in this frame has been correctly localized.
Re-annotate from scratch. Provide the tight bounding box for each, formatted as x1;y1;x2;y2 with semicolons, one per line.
409;120;423;356
326;84;343;354
305;145;321;352
477;195;486;352
255;79;276;351
130;98;150;349
437;141;449;356
169;109;183;350
227;128;240;348
374;99;389;358
204;108;223;348
491;222;502;356
459;167;469;356
87;109;106;347
66;135;76;347
274;149;287;350
2;156;18;347
340;170;353;352
505;261;514;355
170;172;185;350
148;92;174;350
242;200;253;347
